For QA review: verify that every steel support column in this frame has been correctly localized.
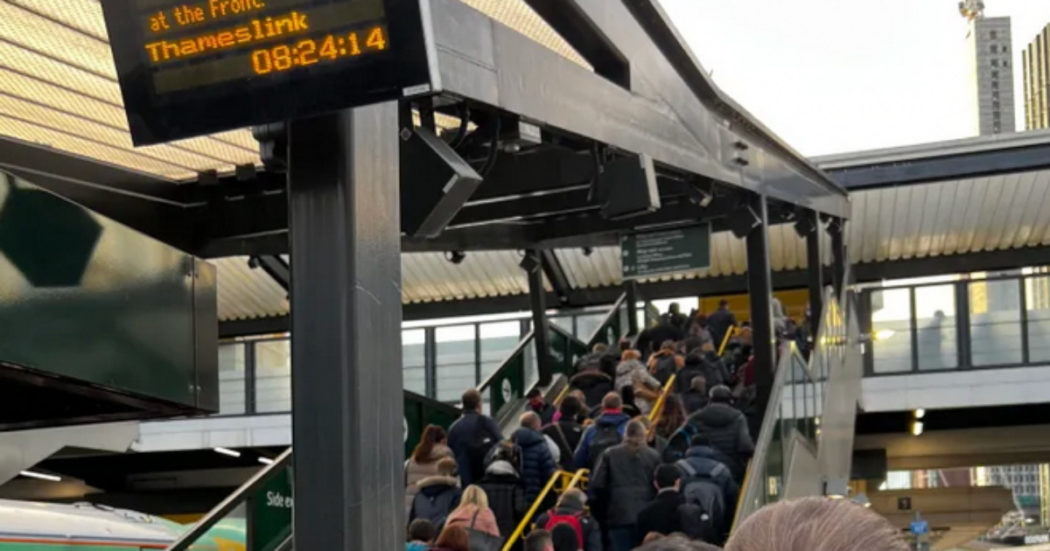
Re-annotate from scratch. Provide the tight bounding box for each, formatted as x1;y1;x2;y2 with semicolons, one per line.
287;104;403;550
746;194;776;416
625;279;640;336
525;250;553;386
829;218;846;296
805;210;824;337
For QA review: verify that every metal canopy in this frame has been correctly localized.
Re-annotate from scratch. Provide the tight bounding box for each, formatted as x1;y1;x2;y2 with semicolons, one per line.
0;0;848;261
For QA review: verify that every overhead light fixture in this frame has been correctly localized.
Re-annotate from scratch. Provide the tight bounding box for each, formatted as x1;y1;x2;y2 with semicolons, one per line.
214;447;241;458
20;470;61;482
914;408;926;420
911;421;924;437
444;250;466;264
582;247;593;257
258;457;275;466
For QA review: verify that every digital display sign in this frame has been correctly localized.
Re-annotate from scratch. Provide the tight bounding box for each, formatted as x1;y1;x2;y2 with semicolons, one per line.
101;0;438;145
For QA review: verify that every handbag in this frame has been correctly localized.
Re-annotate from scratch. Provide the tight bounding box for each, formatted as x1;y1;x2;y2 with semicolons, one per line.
466;509;503;551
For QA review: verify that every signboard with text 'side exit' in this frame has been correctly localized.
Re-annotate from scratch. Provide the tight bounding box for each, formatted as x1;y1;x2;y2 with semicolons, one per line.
622;224;711;280
100;0;439;145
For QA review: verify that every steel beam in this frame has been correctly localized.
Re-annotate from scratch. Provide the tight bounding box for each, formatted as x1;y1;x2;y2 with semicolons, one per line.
625;279;640;335
746;194;776;417
540;249;573;305
525;250;553;386
248;255;289;292
805;210;824;336
829;218;846;296
287;104;403;550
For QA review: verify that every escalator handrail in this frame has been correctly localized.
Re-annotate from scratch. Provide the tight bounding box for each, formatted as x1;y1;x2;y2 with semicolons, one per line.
477;329;536;394
502;469;590;551
717;325;738;357
646;374;677;439
585;293;628;349
167;447;293;551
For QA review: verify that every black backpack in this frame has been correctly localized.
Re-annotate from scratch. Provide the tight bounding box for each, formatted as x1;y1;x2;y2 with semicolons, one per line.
675;459;728;543
588;423;622;468
652;355;677;385
466;419;497;483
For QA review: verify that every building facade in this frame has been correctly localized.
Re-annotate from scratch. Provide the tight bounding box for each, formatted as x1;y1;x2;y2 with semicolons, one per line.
1023;22;1050;130
961;1;1015;135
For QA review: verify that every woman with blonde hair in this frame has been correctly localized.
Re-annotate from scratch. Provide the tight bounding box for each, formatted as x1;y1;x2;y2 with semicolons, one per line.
444;484;501;540
726;497;908;551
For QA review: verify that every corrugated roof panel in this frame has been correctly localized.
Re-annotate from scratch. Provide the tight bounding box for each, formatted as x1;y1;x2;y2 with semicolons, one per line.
401;251;530;303
213;257;288;321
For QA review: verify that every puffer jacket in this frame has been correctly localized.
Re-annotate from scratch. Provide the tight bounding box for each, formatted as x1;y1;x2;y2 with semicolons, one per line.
477;460;526;538
665;403;754;480
404;444;454;514
588;442;661;527
511;427;557;502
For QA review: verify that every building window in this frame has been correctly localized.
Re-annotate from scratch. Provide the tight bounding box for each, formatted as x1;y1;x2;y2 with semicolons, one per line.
991;59;999;67
992;91;999;100
993;101;1000;110
992;70;1000;79
992;80;999;89
1003;60;1009;68
990;30;998;39
991;44;999;54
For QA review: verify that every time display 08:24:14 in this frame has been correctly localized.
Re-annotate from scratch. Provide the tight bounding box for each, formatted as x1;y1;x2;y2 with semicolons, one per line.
251;26;388;75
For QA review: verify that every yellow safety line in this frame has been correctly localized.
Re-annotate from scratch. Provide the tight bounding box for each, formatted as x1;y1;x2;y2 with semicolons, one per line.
501;469;589;551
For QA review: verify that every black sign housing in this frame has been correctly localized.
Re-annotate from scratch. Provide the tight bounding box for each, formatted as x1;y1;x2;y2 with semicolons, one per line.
101;0;438;145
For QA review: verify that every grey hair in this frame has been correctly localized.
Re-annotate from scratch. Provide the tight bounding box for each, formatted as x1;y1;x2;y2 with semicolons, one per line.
726;497;908;551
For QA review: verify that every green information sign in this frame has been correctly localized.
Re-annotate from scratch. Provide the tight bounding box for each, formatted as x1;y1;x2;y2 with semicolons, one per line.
250;467;293;551
621;224;711;279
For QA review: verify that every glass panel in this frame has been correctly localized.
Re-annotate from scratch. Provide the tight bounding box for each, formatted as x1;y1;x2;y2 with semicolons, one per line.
217;343;245;415
871;289;914;373
915;285;958;371
480;322;521;380
178;502;248;550
1027;277;1050;362
550;316;573;335
256;340;291;413
403;329;427;396
969;279;1022;366
435;325;477;403
575;312;606;343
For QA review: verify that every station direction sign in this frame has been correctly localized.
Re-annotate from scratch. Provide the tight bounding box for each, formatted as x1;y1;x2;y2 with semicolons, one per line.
100;0;439;144
622;224;711;279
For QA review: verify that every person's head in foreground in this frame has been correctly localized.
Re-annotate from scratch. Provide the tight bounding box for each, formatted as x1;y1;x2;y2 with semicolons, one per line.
523;529;553;551
633;534;721;550
725;497;908;551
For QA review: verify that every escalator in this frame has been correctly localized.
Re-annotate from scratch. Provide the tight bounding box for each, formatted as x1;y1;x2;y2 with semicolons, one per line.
164;294;634;551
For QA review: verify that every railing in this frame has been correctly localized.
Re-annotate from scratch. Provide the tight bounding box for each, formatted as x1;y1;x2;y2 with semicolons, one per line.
478;293;628;420
733;278;860;526
168;448;293;551
717;325;739;357
646;374;677;440
502;469;590;551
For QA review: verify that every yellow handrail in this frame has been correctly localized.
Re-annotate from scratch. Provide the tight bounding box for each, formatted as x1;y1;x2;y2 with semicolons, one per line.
501;469;589;551
647;374;677;424
717;326;738;357
552;383;572;407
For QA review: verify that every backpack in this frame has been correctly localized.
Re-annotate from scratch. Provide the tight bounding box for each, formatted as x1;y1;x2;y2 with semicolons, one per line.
544;511;584;549
675;459;728;543
466;419;497;483
588;423;622;468
651;354;677;385
411;486;460;530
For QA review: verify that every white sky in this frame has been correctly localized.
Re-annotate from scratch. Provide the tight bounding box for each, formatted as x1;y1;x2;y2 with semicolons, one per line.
660;0;1050;156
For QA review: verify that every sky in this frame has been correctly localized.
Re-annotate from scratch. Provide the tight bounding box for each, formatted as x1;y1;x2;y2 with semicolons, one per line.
659;0;1050;157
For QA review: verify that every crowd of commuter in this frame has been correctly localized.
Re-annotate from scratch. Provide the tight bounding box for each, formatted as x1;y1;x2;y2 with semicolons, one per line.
404;303;895;550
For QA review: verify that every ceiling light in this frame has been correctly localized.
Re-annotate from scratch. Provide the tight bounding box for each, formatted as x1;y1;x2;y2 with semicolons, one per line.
873;329;896;341
914;408;925;419
214;447;241;458
258;457;275;465
20;470;61;482
911;421;924;437
445;250;466;264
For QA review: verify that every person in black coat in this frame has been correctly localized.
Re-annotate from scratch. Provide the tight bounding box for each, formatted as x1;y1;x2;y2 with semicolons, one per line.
705;300;737;351
543;396;585;471
636;464;706;541
477;442;527;540
680;375;709;415
663;387;754;480
527;388;556;425
588;420;662;551
447;389;503;486
512;412;557;503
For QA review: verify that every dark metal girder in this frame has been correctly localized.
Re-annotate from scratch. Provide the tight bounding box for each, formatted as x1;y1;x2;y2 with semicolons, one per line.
248;255;289;292
824;142;1050;189
540;249;573;304
524;0;631;87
